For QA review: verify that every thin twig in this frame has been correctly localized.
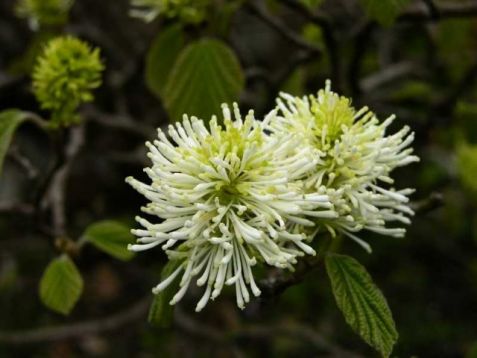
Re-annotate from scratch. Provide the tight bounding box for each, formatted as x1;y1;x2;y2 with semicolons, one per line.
0;202;35;215
410;192;444;215
279;0;328;26
175;307;223;342
232;323;363;358
8;145;39;179
278;0;342;89
421;0;441;20
399;1;477;21
0;297;150;344
246;0;322;55
175;307;362;357
42;126;85;237
259;255;323;298
83;106;152;139
23;111;49;131
359;61;417;93
259;237;331;298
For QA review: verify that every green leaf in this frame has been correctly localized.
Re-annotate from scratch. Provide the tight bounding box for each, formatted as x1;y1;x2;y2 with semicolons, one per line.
163;38;245;122
0;110;29;177
359;0;411;26
83;220;135;261
39;255;83;315
325;253;398;357
148;260;182;327
146;24;186;98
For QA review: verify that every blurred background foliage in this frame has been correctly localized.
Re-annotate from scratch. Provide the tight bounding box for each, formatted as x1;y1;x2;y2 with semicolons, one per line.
1;0;477;356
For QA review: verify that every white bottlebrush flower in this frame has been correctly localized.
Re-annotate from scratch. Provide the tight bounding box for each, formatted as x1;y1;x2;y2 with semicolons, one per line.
126;104;335;311
263;80;419;252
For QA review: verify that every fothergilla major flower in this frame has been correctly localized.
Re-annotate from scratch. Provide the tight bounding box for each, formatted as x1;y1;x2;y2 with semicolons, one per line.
126;104;335;311
263;80;419;252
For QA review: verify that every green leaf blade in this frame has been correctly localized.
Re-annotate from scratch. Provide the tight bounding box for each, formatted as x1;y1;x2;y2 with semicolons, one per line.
163;38;245;122
0;110;29;177
325;253;398;357
83;220;135;261
148;260;182;327
145;24;186;98
39;255;84;315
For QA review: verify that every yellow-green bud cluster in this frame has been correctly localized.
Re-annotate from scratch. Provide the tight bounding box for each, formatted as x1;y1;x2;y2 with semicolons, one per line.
32;36;104;126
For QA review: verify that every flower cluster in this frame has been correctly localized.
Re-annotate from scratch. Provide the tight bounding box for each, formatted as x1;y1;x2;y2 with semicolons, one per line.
127;105;335;311
263;81;419;252
130;0;209;23
128;82;418;311
16;0;74;30
32;36;104;126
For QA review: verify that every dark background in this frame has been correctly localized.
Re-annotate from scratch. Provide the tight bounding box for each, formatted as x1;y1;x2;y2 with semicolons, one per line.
1;0;477;356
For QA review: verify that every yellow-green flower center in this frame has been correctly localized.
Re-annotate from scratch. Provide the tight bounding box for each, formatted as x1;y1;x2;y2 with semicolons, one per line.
310;88;355;144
